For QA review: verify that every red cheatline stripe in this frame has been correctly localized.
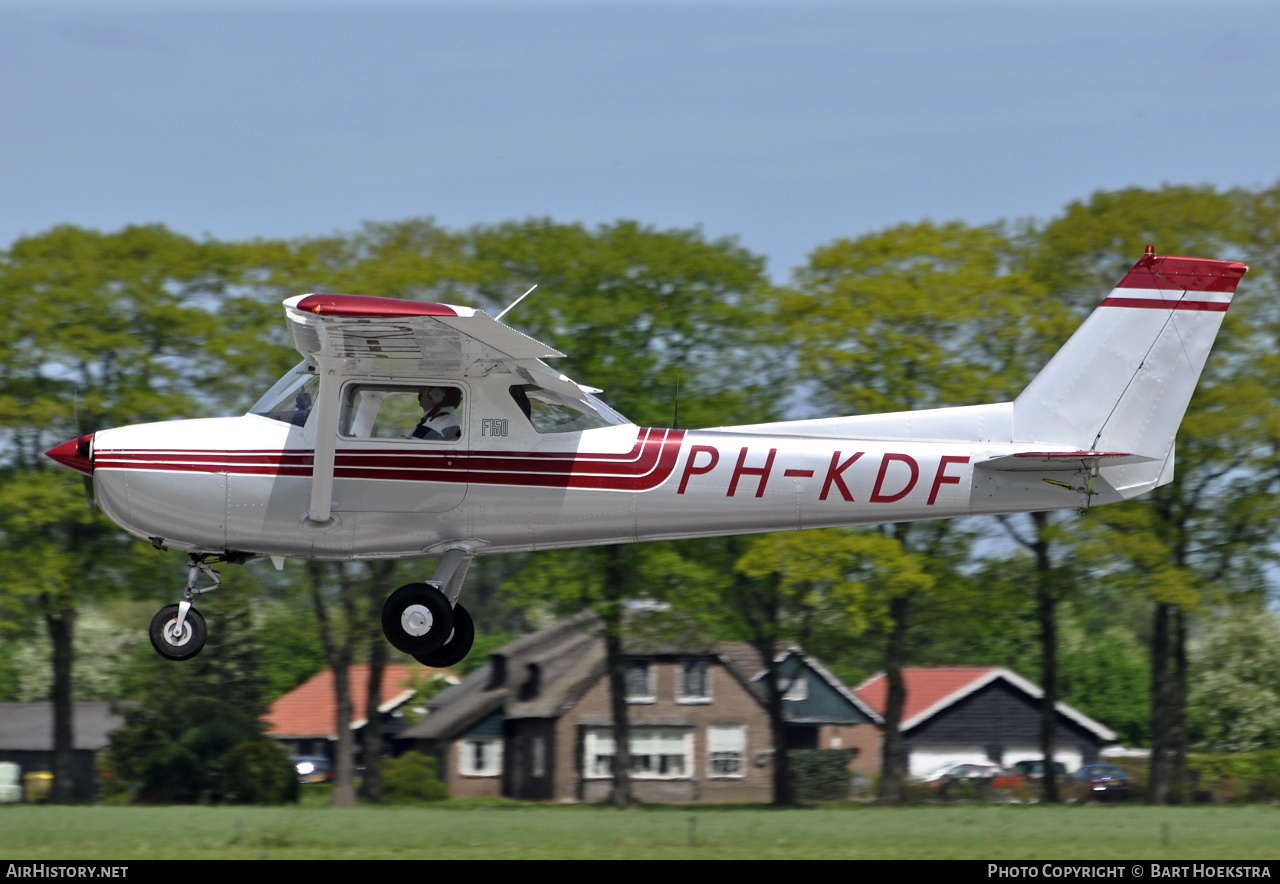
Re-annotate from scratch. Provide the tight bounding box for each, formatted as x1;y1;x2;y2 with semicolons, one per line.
92;429;687;492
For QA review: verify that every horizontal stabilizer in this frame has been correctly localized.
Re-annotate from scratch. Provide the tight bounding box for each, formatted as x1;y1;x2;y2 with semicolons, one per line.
977;451;1156;472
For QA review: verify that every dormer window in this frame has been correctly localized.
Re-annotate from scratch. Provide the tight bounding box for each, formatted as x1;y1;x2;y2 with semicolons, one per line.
486;655;507;690
518;663;541;701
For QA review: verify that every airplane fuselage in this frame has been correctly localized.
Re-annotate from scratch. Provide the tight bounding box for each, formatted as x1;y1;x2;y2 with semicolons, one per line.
85;406;1110;563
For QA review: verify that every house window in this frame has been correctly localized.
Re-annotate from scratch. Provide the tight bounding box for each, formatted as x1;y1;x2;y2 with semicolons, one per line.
625;661;654;703
584;728;692;779
708;725;746;778
783;677;808;702
459;737;503;777
585;730;616;778
678;659;711;703
631;730;691;778
532;736;546;779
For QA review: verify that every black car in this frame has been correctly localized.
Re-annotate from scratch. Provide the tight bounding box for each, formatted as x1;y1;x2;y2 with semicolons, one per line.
1069;763;1133;801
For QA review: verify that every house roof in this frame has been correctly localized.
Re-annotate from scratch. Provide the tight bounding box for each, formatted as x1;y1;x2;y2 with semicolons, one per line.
402;614;605;740
264;664;431;739
717;642;882;725
0;702;122;752
854;666;1116;741
402;613;874;742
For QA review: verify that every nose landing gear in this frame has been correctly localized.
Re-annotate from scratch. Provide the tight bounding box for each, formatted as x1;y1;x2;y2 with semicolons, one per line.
149;555;221;661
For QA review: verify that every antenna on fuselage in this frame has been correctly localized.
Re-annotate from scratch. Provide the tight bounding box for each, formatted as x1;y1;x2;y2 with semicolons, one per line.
495;284;538;321
672;371;681;429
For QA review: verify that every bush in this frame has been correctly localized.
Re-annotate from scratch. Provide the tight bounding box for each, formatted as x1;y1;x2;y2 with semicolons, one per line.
220;741;299;805
788;749;853;803
382;751;447;803
1187;750;1280;803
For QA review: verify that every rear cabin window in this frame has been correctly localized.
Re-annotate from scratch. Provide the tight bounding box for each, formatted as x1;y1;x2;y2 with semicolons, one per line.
509;384;626;434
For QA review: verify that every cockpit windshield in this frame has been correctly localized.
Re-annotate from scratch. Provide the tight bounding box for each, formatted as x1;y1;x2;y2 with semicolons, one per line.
250;361;320;426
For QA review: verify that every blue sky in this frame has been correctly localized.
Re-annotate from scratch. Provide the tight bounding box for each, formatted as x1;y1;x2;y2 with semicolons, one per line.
3;0;1278;279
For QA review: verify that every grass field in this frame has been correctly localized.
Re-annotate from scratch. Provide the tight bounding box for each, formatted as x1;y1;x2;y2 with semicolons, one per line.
1;802;1278;860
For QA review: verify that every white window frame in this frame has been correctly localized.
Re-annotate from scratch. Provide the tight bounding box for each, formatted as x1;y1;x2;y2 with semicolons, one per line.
583;727;693;780
458;737;503;777
707;724;747;779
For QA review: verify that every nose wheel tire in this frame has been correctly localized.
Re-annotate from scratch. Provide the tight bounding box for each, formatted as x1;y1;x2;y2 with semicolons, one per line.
381;583;454;656
149;604;207;661
412;603;475;668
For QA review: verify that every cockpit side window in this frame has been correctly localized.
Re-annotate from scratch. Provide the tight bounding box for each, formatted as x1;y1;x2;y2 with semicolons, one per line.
341;383;464;441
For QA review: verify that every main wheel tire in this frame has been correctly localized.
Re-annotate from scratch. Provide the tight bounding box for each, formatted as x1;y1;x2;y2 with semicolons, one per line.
149;604;207;661
381;583;453;656
413;603;475;668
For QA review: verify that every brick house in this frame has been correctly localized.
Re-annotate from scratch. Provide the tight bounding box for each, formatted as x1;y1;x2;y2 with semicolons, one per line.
398;612;878;803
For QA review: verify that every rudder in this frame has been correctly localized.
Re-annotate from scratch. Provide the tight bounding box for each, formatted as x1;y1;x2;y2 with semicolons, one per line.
1012;247;1247;488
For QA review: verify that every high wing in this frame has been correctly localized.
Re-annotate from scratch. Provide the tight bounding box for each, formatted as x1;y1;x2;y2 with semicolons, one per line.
286;292;560;366
283;293;595;524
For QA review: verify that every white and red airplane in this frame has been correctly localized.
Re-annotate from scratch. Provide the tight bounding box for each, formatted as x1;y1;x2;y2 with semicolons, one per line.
46;247;1247;667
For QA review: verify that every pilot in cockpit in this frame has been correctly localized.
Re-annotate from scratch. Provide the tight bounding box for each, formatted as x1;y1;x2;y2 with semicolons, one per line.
412;386;462;440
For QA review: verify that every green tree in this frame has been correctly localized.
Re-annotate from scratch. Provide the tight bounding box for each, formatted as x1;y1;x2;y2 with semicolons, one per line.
1188;607;1280;752
733;528;934;804
0;224;254;802
1028;185;1276;803
777;221;1039;802
464;219;773;806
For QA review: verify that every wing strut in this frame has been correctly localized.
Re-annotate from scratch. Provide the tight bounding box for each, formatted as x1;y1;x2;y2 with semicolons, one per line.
305;355;342;526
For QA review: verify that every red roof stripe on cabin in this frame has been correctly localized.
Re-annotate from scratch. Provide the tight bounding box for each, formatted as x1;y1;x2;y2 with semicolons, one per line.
294;294;460;318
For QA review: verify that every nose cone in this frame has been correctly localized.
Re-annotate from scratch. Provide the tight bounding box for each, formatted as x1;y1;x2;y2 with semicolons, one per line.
46;434;94;475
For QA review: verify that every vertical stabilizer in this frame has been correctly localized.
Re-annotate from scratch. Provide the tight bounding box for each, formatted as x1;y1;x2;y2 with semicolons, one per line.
1013;249;1246;489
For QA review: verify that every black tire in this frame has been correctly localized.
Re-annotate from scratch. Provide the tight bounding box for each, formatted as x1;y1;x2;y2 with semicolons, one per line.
413;603;475;668
149;604;207;661
381;583;453;656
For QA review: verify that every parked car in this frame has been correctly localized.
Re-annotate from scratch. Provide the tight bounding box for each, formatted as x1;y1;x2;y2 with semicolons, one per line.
1068;763;1133;801
919;762;1023;795
292;755;333;784
1013;759;1068;781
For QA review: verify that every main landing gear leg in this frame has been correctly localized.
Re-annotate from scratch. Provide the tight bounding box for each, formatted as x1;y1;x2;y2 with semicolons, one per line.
380;548;476;668
149;555;220;661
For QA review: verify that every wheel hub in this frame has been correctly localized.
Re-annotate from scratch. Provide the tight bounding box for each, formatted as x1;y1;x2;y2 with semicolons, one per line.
165;620;192;646
401;604;434;637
